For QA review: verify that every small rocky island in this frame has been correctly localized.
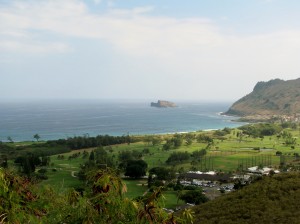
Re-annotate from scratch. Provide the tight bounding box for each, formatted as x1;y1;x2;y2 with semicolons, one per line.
151;100;177;108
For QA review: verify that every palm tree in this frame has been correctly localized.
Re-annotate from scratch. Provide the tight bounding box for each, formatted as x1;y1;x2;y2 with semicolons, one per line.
7;136;13;143
33;134;40;142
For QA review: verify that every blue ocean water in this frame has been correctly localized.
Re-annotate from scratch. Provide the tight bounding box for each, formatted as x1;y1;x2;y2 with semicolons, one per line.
0;100;243;142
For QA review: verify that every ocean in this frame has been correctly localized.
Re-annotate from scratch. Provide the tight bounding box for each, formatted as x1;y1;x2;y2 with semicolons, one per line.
0;100;243;142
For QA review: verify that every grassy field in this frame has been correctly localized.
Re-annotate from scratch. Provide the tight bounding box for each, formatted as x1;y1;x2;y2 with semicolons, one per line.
34;127;300;208
123;178;148;198
40;167;82;192
159;191;185;209
122;179;185;209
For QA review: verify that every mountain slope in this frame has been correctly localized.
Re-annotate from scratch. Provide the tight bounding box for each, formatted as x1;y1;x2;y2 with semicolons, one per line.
192;172;300;224
225;78;300;117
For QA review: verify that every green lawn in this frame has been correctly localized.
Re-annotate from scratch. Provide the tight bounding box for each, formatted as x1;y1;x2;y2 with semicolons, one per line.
40;168;82;192
33;127;300;207
159;191;185;209
38;152;88;192
123;179;148;199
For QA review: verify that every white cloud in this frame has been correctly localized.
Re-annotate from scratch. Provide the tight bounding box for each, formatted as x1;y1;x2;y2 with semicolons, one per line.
1;0;300;100
2;0;299;60
0;1;220;56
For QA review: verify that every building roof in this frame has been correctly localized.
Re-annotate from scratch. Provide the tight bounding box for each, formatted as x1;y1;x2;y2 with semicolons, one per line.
184;173;232;182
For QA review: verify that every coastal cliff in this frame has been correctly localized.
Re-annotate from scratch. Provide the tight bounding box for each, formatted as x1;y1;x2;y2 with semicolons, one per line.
151;100;177;108
224;78;300;121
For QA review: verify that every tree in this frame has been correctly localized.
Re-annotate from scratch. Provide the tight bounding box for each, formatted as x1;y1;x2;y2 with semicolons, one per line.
33;134;40;142
276;151;282;156
179;189;208;205
186;138;193;146
126;134;131;145
89;151;95;161
192;149;207;160
124;160;148;178
148;167;176;187
14;154;41;176
143;135;152;146
143;148;150;154
149;167;175;181
7;136;13;143
0;155;8;168
162;139;173;151
94;147;115;167
151;136;162;146
197;134;213;144
118;150;133;163
132;150;143;159
172;134;183;148
185;133;194;146
166;151;191;165
41;156;50;166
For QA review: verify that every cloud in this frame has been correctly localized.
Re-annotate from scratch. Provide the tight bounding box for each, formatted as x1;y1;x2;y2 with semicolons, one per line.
2;0;299;59
0;0;219;56
1;0;300;100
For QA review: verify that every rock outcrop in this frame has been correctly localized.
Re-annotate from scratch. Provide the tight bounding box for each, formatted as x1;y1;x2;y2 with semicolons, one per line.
151;100;177;108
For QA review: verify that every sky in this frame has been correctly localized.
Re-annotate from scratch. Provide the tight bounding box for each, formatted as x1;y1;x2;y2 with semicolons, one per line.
1;0;300;102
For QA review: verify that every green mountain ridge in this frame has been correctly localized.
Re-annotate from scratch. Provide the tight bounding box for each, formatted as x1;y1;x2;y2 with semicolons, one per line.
192;172;300;224
225;78;300;117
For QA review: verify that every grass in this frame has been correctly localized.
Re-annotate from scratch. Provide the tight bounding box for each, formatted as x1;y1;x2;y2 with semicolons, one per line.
38;152;89;192
159;191;185;209
123;179;148;198
31;127;300;209
123;179;185;209
38;128;300;190
40;168;82;192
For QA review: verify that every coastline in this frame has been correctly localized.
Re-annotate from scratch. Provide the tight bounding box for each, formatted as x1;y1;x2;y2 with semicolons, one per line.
0;101;243;142
1;119;245;143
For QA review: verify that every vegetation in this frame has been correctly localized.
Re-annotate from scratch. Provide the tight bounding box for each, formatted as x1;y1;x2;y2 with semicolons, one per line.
2;122;300;223
0;167;187;223
192;172;300;223
178;188;208;205
225;78;300;118
166;152;190;165
33;134;40;142
124;159;148;178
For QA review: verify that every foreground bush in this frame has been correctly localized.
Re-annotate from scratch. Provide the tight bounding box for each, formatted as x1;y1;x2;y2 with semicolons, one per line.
0;168;192;224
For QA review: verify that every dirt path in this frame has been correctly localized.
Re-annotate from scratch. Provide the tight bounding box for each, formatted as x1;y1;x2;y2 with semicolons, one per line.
71;171;76;177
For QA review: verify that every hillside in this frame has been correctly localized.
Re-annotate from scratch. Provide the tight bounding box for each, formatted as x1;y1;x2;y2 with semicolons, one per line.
225;78;300;118
192;172;300;224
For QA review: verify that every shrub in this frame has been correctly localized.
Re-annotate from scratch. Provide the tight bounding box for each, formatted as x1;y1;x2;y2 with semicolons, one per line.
38;168;47;174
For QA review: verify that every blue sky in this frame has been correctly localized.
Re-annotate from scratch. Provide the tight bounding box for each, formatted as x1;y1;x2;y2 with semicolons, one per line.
1;0;300;101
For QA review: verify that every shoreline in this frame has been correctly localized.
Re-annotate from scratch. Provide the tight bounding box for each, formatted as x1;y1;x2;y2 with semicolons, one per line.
2;124;245;143
0;106;243;142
